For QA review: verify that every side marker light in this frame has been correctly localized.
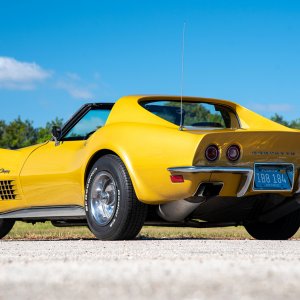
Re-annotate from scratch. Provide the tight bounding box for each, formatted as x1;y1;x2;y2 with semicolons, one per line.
170;175;184;183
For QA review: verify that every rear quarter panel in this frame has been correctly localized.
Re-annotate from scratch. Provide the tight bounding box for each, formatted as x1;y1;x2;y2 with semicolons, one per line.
85;123;208;203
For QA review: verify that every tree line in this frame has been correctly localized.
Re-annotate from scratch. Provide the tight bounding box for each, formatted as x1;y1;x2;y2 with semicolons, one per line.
0;117;63;149
270;114;300;129
0;113;299;149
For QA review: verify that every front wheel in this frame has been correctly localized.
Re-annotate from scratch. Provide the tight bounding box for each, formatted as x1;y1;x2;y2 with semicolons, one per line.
85;154;147;240
244;209;300;240
0;219;15;239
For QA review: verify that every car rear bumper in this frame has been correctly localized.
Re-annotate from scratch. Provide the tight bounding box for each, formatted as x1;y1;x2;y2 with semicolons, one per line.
167;166;253;197
168;166;300;197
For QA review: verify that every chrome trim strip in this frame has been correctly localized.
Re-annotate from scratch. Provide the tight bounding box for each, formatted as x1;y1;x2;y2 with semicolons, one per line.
167;166;253;197
0;205;86;219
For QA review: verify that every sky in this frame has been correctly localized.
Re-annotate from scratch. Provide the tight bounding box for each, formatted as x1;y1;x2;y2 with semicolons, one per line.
1;0;300;127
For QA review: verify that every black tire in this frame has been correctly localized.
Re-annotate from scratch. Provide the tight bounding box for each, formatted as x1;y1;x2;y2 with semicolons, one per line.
244;209;300;240
0;219;15;239
85;154;147;240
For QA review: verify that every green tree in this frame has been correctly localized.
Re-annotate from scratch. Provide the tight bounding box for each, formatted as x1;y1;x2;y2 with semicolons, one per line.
0;117;64;149
270;114;289;127
0;117;37;149
289;118;300;129
270;114;300;129
0;120;6;139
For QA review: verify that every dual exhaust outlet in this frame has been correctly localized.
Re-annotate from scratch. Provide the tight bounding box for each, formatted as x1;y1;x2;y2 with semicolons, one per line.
158;183;222;222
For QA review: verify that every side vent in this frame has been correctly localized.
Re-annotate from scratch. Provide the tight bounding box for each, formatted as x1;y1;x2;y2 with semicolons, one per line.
0;180;20;200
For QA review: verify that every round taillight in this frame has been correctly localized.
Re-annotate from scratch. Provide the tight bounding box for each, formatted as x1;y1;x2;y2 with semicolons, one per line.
205;145;219;162
226;145;241;161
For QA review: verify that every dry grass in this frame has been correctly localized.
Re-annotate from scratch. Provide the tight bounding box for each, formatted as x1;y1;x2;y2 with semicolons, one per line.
4;221;300;240
4;222;94;240
140;226;253;240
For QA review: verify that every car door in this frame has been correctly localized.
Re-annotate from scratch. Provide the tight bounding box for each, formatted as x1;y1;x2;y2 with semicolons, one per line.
20;104;113;207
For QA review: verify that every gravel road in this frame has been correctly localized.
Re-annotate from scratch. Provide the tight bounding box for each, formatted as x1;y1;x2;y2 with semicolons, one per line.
1;239;300;300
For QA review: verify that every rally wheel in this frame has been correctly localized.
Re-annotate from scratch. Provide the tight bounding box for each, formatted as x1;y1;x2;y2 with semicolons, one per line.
85;154;147;240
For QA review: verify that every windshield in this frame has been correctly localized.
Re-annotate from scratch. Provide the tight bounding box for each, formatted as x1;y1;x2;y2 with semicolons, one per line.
140;100;239;129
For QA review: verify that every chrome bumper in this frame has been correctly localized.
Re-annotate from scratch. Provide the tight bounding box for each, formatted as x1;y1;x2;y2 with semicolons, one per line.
167;166;253;197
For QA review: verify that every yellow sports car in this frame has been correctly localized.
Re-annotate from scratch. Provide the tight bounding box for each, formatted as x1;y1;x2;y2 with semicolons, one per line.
0;95;300;240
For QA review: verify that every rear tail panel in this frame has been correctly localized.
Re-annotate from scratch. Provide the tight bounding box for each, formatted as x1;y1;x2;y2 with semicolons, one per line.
192;130;300;196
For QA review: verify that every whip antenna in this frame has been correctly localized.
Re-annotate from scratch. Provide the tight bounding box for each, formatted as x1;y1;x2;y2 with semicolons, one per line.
179;22;186;131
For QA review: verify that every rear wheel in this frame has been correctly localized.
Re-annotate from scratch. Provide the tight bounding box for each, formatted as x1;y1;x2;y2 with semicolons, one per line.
244;209;300;240
85;154;147;240
0;219;15;239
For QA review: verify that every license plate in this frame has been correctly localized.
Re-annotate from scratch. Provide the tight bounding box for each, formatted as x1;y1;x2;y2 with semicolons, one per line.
253;163;294;191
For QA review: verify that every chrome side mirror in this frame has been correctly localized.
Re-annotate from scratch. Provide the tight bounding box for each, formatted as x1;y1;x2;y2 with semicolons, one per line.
52;126;62;146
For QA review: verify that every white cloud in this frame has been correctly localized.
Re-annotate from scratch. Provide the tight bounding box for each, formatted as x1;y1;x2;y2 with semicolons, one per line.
250;103;293;113
66;72;81;81
0;56;51;89
56;72;95;100
57;81;93;99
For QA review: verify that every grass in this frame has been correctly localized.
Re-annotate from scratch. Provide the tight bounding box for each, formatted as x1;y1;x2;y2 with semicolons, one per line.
4;221;300;240
4;221;252;240
4;222;95;240
140;225;253;240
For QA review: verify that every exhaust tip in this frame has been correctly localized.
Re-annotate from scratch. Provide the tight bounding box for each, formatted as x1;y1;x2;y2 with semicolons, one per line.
196;182;223;197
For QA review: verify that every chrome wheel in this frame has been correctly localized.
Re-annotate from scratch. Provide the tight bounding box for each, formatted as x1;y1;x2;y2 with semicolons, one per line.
85;155;147;240
90;171;117;226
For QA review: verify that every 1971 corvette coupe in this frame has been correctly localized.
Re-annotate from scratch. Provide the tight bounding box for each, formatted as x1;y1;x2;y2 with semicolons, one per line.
0;95;300;240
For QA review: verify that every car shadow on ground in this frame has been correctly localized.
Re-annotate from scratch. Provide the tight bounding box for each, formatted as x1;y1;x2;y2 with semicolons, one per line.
3;236;246;241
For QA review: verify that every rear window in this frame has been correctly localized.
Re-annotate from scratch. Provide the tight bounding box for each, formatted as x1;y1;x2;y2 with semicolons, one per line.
141;100;238;129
